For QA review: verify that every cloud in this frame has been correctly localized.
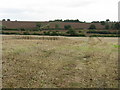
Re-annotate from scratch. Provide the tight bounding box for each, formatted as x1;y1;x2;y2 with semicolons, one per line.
42;0;95;8
0;0;119;21
0;8;25;14
0;8;46;15
62;1;95;8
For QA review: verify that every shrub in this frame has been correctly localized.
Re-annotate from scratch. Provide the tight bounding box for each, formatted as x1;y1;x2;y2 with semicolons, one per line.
50;31;59;36
66;29;78;36
114;23;120;30
79;34;85;37
91;34;119;37
105;24;110;30
79;31;82;33
7;19;10;21
87;31;118;34
64;25;72;30
33;33;41;35
23;32;30;35
43;31;51;35
2;31;20;35
89;24;96;29
55;24;60;29
20;28;25;31
100;21;106;25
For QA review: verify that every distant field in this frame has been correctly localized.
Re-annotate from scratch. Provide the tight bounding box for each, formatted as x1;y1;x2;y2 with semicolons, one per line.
2;35;118;88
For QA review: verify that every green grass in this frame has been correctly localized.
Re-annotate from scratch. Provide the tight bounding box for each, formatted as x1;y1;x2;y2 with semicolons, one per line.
113;45;120;48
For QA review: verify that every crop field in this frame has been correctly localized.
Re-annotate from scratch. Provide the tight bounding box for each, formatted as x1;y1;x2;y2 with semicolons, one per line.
2;35;119;88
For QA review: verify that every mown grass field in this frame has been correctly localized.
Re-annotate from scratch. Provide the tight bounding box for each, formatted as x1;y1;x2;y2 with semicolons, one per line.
2;35;119;88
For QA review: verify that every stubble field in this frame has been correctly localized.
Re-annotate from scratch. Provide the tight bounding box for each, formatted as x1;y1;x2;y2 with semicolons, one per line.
2;35;119;88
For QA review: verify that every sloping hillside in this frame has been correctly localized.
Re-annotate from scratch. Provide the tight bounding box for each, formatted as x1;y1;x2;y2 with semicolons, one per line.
2;21;105;30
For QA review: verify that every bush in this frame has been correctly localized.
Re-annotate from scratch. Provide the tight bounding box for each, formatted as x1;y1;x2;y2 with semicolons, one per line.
33;33;41;35
2;31;20;35
23;32;30;35
79;34;85;37
66;29;78;36
55;24;60;29
79;31;82;33
114;23;120;30
105;25;110;30
100;21;106;25
91;34;119;37
57;32;66;36
50;31;59;36
43;31;51;35
89;24;96;29
87;31;118;34
20;28;25;31
64;25;72;30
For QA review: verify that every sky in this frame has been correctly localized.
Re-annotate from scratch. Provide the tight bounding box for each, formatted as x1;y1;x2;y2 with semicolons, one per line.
0;0;119;22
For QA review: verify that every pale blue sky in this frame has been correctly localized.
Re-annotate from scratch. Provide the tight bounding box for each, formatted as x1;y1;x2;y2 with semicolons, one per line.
0;0;119;22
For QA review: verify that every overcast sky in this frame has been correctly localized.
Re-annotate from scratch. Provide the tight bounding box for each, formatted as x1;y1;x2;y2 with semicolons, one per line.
0;0;119;22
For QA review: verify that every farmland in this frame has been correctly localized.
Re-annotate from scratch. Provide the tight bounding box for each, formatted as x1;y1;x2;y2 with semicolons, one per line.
1;21;120;37
2;35;118;88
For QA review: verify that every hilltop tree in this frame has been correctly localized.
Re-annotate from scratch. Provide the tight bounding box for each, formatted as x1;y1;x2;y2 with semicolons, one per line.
100;21;106;25
89;24;96;30
2;19;6;21
106;19;110;22
64;19;80;22
91;21;100;23
54;19;63;22
7;19;10;21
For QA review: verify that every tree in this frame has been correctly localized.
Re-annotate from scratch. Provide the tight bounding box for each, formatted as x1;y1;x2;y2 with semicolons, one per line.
114;23;120;30
46;25;50;30
64;25;72;30
54;19;63;22
50;31;59;36
89;24;96;29
7;19;10;21
106;19;110;22
63;19;80;22
20;28;25;31
66;28;77;36
91;21;99;23
2;26;6;30
55;24;59;29
100;21;106;25
111;23;115;29
2;19;6;21
36;23;42;30
0;25;2;30
105;24;110;30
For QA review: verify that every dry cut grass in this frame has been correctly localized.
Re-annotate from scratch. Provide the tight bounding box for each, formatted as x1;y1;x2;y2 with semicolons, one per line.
2;35;118;88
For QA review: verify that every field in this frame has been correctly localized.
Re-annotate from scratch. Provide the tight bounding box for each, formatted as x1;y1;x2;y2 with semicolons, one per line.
2;35;119;88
